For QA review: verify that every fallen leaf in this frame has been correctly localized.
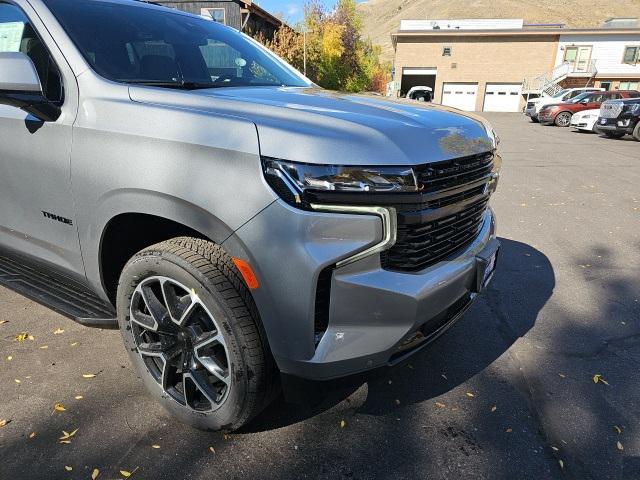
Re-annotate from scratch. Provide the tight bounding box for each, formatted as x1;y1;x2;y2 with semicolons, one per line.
394;399;401;406
0;419;9;427
506;427;513;433
91;468;100;480
559;460;564;469
82;374;96;379
223;434;231;440
466;392;475;398
75;395;83;400
120;467;138;478
29;432;36;439
53;328;64;335
558;373;566;378
58;440;71;445
53;403;66;413
340;420;347;428
613;425;622;434
435;402;446;408
441;374;448;380
152;445;161;449
0;320;8;325
491;406;497;412
70;342;79;347
592;374;609;385
6;356;12;361
15;333;29;342
28;335;34;341
407;364;414;370
59;429;79;440
39;345;48;350
14;379;20;384
551;446;559;451
64;466;72;472
617;441;624;451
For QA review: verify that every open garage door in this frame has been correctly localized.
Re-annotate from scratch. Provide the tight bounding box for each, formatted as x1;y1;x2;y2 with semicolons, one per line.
441;83;478;111
400;68;436;98
483;83;523;112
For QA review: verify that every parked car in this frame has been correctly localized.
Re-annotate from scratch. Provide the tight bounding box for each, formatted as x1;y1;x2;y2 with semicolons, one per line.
596;98;640;140
538;90;640;127
0;0;501;431
407;86;433;102
525;87;603;122
569;109;601;132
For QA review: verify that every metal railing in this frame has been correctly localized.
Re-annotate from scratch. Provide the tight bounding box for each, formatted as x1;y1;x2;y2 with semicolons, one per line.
523;60;598;94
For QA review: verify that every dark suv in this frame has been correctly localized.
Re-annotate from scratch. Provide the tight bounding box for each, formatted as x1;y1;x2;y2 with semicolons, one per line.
538;90;640;127
596;98;640;140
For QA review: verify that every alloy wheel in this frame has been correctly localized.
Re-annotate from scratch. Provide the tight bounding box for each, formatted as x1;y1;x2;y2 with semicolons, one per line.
556;112;571;127
129;276;230;412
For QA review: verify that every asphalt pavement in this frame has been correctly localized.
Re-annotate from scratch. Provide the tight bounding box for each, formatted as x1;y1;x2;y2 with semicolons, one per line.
1;113;639;480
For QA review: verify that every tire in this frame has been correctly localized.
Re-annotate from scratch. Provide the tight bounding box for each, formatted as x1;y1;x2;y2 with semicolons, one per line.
554;111;572;127
116;237;278;431
530;117;539;123
603;131;626;139
632;122;640;142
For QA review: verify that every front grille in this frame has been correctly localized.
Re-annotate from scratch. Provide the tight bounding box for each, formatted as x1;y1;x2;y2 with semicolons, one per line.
527;101;536;109
382;152;494;272
600;100;623;119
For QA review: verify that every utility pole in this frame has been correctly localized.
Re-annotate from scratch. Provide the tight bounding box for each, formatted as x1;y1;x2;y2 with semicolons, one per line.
303;29;307;77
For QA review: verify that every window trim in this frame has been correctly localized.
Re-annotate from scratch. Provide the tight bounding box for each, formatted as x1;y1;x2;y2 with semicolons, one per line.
201;7;226;25
622;45;640;65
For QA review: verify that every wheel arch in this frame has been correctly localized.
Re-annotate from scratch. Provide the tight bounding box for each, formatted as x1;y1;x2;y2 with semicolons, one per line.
89;189;237;304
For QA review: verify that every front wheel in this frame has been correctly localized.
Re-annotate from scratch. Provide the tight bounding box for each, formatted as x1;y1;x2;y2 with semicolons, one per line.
117;237;277;431
554;111;572;127
632;122;640;141
603;131;626;139
530;116;539;123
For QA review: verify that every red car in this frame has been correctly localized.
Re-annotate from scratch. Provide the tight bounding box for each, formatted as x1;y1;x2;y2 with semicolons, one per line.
538;90;640;127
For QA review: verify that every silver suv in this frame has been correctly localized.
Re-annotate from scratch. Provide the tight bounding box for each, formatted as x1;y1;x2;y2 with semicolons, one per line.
0;0;501;430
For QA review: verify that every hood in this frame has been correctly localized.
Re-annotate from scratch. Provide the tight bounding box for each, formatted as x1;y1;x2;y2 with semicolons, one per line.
129;86;496;166
573;109;600;117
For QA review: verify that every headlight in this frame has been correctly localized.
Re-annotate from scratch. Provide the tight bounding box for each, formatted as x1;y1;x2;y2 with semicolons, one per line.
263;157;419;206
631;104;640;114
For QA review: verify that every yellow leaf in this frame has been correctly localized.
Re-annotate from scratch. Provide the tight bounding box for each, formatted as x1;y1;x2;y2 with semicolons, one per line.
39;345;48;349
54;403;66;412
0;320;8;324
491;405;497;412
208;446;215;453
506;427;513;433
70;342;79;346
617;441;624;451
68;428;79;437
15;333;29;342
120;471;131;478
466;392;475;398
592;374;609;385
75;395;83;400
27;335;34;341
64;466;72;472
0;419;9;427
14;379;20;384
340;419;347;428
53;328;64;335
29;432;36;439
435;402;446;408
614;425;622;434
223;434;231;440
91;468;100;480
82;374;96;379
7;356;12;361
59;440;71;444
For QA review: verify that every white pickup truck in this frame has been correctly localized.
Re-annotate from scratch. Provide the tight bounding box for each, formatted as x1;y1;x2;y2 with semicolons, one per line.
524;87;604;122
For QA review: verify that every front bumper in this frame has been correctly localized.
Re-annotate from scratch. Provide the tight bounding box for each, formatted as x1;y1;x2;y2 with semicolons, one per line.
596;117;636;134
538;111;556;123
223;199;498;382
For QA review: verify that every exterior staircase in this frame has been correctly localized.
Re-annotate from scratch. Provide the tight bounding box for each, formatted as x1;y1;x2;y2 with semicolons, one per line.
523;60;598;97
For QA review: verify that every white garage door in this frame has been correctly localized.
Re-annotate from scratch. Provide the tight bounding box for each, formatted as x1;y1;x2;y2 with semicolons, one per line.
483;83;522;112
441;83;478;111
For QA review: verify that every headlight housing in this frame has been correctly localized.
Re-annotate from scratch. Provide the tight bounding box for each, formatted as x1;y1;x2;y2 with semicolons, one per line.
262;157;419;207
630;103;640;114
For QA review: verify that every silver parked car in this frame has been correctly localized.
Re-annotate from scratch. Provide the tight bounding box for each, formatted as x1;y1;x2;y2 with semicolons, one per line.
0;0;501;430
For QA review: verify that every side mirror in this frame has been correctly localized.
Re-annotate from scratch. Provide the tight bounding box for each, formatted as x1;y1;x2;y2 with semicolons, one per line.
0;52;61;122
580;99;589;104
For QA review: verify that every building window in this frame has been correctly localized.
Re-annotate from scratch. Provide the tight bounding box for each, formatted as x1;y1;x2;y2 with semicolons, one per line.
201;8;226;25
442;46;452;56
622;46;639;65
599;81;612;91
619;81;639;90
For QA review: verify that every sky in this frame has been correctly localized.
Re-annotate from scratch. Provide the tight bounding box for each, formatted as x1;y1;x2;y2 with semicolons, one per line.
254;0;366;24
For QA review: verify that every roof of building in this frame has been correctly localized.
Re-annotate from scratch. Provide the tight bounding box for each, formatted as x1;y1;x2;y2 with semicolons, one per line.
393;26;640;41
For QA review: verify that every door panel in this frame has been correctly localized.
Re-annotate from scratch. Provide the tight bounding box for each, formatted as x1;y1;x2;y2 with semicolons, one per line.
575;46;592;72
0;2;83;275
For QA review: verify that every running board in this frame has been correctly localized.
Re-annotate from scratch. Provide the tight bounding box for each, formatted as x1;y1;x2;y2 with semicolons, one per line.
0;251;118;329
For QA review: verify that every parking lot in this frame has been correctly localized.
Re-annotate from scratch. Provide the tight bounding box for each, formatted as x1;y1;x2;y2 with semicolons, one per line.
1;112;639;480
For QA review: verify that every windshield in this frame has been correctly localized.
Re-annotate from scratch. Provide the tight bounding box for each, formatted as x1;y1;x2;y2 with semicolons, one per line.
568;92;592;103
44;0;310;89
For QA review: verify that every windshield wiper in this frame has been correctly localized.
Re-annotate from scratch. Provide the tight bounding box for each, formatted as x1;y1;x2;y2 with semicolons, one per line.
118;79;224;90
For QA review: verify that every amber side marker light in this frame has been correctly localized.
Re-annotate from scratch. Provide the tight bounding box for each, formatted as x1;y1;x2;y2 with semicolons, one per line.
232;257;259;290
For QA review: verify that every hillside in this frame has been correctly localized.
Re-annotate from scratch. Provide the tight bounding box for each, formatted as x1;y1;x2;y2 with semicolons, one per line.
358;0;640;61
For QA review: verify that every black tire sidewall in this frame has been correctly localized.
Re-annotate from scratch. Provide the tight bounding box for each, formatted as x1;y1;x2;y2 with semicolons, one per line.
633;122;640;142
117;250;253;431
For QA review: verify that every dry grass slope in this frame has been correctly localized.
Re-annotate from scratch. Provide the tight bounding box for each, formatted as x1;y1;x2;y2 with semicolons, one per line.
358;0;640;60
